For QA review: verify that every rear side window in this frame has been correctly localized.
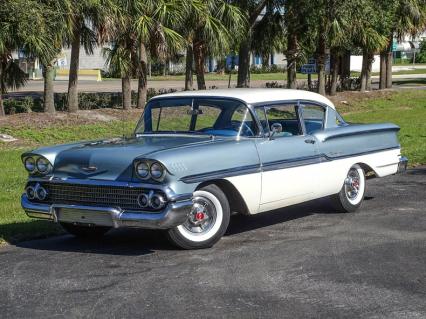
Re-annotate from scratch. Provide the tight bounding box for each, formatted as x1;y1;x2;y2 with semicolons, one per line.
301;104;325;134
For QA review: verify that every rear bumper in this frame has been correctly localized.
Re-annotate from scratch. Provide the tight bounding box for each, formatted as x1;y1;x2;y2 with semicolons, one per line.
397;156;408;173
21;194;192;229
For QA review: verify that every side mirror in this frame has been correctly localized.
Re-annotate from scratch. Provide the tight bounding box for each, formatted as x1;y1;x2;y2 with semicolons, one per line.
269;123;282;139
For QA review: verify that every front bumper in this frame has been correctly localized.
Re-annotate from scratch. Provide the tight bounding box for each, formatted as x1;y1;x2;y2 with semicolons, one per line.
397;156;408;173
21;194;192;229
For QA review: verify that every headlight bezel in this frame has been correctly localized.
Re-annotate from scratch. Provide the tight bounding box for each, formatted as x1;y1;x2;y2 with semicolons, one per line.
24;157;36;173
23;155;52;175
134;160;167;182
150;162;165;181
135;162;150;180
36;157;51;174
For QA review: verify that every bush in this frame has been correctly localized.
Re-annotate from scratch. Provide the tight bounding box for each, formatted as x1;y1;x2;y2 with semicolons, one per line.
3;96;37;115
250;65;284;74
3;88;179;115
415;39;426;63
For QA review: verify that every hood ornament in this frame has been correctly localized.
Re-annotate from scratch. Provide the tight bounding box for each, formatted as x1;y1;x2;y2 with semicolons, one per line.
81;166;98;173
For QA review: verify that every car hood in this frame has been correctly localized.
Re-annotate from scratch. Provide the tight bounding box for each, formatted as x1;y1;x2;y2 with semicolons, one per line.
49;135;216;181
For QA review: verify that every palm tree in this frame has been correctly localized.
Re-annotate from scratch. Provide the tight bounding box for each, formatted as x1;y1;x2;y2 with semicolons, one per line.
0;0;55;116
181;0;246;90
105;0;185;109
133;0;185;107
235;0;269;88
103;41;135;110
349;0;388;92
37;0;72;114
66;0;114;113
381;0;426;89
313;0;352;96
250;3;286;71
283;0;316;90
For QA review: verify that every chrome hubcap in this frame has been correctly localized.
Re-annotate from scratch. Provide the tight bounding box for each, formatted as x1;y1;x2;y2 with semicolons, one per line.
345;169;361;200
182;196;216;234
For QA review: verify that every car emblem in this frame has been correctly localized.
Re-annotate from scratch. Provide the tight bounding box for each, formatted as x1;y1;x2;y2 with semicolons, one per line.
81;166;98;172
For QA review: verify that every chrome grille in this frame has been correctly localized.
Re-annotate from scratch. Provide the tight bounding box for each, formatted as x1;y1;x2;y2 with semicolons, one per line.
36;182;164;211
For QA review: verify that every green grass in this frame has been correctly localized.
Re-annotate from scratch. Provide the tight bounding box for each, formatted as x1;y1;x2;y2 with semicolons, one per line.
338;90;426;166
0;149;63;244
103;69;426;82
0;89;425;244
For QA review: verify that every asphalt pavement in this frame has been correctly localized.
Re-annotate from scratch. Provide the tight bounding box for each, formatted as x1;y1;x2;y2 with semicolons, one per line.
0;167;425;319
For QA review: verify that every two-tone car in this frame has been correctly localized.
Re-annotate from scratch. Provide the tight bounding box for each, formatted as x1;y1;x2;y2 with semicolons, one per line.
21;89;407;249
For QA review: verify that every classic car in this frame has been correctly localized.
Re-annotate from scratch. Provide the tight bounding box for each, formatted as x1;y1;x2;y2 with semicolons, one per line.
21;89;408;249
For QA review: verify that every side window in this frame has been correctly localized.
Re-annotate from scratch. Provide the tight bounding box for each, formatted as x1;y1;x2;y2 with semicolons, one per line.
230;105;258;136
194;104;222;131
264;104;302;137
255;107;269;133
301;104;326;134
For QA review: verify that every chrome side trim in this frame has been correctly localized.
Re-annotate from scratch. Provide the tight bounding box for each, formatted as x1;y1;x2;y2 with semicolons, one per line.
180;164;260;183
180;146;401;183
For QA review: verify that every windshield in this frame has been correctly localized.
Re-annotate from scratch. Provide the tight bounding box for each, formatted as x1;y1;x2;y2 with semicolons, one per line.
134;98;258;137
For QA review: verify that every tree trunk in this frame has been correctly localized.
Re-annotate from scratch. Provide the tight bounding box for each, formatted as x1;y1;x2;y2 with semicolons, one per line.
386;33;393;88
286;32;297;89
379;52;387;90
0;93;3;117
184;44;193;91
137;42;148;109
122;76;131;110
262;53;270;68
317;30;326;96
67;23;81;113
0;66;4;117
237;38;250;88
360;51;374;92
366;53;374;91
330;51;339;96
340;49;351;79
193;41;206;90
43;62;55;113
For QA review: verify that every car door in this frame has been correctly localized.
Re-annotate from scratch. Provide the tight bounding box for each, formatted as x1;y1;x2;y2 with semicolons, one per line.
254;102;321;212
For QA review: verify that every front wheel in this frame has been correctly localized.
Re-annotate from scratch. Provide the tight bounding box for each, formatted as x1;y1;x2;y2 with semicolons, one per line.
166;184;230;249
331;164;366;213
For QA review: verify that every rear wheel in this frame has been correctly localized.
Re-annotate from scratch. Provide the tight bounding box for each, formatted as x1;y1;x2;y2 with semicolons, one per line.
60;223;111;239
332;164;366;213
166;184;230;249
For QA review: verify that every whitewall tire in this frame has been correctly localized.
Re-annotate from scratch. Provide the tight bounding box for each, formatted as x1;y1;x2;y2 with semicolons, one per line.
332;164;366;213
166;184;230;249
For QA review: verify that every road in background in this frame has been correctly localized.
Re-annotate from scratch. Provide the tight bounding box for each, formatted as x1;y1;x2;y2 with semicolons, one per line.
0;168;425;318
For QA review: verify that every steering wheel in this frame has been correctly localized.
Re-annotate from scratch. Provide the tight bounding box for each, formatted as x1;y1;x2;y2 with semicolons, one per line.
230;121;254;137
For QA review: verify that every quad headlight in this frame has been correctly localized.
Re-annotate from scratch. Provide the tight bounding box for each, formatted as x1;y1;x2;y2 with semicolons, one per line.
136;162;150;179
23;155;52;175
135;160;166;181
24;157;36;173
150;162;165;180
36;157;50;173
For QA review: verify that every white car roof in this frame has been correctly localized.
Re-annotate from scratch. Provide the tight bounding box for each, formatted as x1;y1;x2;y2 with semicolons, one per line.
150;88;336;109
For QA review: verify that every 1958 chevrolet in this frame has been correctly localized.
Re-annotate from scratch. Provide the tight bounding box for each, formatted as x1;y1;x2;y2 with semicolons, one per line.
21;89;408;249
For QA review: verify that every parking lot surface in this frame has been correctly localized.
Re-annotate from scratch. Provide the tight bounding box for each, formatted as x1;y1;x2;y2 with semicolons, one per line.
0;168;425;319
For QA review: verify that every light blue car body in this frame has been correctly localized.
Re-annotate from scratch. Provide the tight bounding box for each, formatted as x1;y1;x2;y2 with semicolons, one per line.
20;89;405;229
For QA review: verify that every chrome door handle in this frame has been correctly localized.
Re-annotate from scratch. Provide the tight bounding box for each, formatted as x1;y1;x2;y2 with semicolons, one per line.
304;138;316;144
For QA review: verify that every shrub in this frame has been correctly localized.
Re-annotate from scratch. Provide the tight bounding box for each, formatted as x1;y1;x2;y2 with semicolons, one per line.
415;39;426;63
3;97;35;115
3;88;181;115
